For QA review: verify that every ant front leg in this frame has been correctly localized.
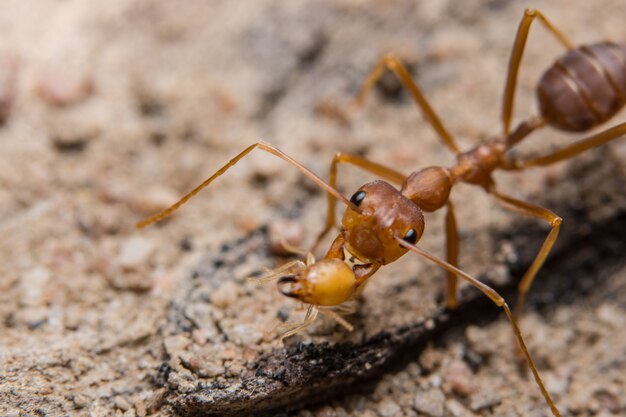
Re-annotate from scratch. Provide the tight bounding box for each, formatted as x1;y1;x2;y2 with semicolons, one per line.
354;55;461;154
502;8;574;134
312;153;405;252
488;189;562;322
136;141;356;229
397;238;563;417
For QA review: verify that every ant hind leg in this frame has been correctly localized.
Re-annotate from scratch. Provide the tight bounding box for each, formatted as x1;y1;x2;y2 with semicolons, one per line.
502;8;574;134
488;189;562;322
505;122;626;169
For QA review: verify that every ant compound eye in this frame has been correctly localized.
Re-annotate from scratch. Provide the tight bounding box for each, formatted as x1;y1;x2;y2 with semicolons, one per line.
402;229;418;245
350;190;367;207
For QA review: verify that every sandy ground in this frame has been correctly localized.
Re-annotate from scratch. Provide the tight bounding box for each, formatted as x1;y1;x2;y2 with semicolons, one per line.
1;0;625;416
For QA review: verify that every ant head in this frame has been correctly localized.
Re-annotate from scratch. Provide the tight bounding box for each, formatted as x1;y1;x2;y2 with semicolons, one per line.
277;259;356;306
341;180;425;265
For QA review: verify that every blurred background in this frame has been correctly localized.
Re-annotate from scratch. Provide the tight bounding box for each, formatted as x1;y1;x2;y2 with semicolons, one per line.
1;0;625;416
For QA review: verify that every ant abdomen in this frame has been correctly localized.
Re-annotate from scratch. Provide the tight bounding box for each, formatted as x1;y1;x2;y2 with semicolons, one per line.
537;41;626;132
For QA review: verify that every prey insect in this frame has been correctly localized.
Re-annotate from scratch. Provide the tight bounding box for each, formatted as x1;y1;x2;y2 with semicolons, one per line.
137;9;626;417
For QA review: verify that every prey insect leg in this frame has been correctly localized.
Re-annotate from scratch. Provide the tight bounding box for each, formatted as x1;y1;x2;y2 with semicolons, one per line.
278;304;319;342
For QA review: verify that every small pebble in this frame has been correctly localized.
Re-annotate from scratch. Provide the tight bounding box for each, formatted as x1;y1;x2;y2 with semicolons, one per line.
211;281;240;308
36;67;92;107
468;391;501;412
596;304;624;328
71;393;91;409
593;389;621;414
465;325;494;355
108;270;154;292
20;266;51;307
0;53;18;124
333;406;349;417
49;113;100;152
414;388;445;417
420;344;444;372
314;405;337;417
445;398;476;417
544;369;570;396
376;398;402;417
163;334;191;356
113;396;131;411
22;306;49;329
135;399;147;417
268;219;304;255
117;236;156;270
230;323;263;346
181;353;225;378
429;374;443;388
144;389;167;414
443;360;477;396
313;99;351;127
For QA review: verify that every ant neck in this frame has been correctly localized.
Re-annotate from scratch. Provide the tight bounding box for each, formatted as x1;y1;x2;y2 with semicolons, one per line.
505;116;545;149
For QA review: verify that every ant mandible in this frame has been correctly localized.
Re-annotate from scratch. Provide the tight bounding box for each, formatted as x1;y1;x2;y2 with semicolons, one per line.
137;9;626;417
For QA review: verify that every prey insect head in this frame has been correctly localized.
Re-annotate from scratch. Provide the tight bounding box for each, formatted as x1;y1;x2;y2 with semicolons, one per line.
277;259;357;306
277;275;302;295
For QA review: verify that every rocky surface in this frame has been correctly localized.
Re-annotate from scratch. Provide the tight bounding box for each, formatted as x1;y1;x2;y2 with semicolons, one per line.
1;0;626;416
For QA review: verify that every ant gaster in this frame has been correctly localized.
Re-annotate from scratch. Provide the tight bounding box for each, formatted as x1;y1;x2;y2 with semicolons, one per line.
137;9;626;417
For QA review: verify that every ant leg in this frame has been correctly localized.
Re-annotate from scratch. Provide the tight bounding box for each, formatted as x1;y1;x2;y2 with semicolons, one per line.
504;122;626;169
136;141;356;229
396;237;562;417
278;304;319;342
502;8;574;134
319;308;354;332
312;153;406;252
488;190;562;322
329;300;358;315
445;201;460;309
354;55;460;154
277;234;316;266
249;260;306;284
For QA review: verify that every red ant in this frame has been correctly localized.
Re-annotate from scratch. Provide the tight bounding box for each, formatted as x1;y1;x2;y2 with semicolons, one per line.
137;9;626;417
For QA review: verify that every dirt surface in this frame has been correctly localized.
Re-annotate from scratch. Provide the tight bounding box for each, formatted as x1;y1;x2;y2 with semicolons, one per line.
1;0;626;416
